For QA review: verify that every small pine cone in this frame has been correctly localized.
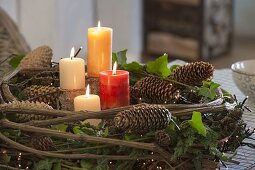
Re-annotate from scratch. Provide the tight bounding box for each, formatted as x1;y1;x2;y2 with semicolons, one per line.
223;122;238;132
0;101;53;122
19;45;53;69
155;130;171;146
132;76;180;104
30;136;53;151
213;113;227;121
228;108;243;121
220;117;235;127
30;76;54;86
171;61;214;86
22;85;58;108
114;105;171;133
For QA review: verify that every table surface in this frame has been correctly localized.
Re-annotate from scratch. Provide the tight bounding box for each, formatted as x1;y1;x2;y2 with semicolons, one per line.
215;69;255;170
172;60;255;170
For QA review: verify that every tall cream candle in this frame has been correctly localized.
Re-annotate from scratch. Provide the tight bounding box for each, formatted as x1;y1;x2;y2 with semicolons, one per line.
87;21;112;77
59;47;85;89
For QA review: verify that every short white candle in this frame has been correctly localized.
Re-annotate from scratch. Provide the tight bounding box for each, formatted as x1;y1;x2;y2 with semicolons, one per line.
74;85;101;125
59;47;85;89
74;85;101;111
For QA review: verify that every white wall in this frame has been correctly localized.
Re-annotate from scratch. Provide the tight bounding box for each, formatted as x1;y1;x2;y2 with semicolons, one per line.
93;0;142;62
0;0;17;22
0;0;142;62
19;0;55;50
234;0;255;38
0;0;253;62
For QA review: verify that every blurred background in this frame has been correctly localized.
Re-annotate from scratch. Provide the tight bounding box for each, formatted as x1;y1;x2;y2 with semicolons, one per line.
0;0;254;68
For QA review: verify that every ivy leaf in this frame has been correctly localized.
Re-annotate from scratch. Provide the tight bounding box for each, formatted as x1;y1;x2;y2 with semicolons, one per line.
52;124;68;132
104;127;109;137
72;126;84;134
0;154;11;163
210;147;236;161
96;158;108;170
189;111;206;137
172;127;196;160
33;159;58;170
169;64;179;74
198;81;220;101
112;49;127;66
81;126;97;136
52;161;61;170
80;159;96;169
123;133;140;141
146;53;170;78
9;54;25;68
115;160;136;170
122;62;143;72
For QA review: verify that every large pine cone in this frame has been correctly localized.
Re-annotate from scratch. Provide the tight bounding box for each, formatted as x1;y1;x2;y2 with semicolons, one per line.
0;101;54;122
114;105;171;133
155;130;171;146
22;85;58;108
30;136;53;151
132;76;180;104
19;45;53;69
171;61;214;86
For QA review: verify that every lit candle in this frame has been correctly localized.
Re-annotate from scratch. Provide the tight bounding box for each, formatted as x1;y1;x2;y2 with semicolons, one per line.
74;84;101;112
59;47;85;89
88;21;112;77
99;62;130;109
74;84;101;125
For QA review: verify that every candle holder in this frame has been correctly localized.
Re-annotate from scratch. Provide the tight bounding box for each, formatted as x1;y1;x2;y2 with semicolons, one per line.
59;88;86;111
87;77;100;95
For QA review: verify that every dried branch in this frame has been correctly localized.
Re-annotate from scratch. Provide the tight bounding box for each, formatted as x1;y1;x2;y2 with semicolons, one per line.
0;164;25;170
0;102;228;128
0;131;162;161
0;119;172;163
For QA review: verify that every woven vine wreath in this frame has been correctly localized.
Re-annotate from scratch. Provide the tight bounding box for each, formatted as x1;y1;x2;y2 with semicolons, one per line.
0;47;254;170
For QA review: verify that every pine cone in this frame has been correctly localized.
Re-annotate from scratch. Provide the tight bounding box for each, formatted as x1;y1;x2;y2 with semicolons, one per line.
228;108;243;121
171;61;214;86
1;101;53;122
22;85;58;108
30;136;53;151
132;76;180;104
155;130;171;146
114;105;171;133
19;45;53;69
30;76;54;86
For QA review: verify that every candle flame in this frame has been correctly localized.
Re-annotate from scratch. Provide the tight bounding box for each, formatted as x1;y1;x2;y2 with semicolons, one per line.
70;47;75;60
85;84;90;97
112;62;117;75
97;21;101;30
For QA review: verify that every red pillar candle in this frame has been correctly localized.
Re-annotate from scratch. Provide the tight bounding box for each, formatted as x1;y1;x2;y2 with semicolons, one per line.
99;63;130;109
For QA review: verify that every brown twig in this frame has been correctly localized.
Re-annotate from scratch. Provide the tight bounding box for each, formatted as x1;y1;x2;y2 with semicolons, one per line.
9;70;58;88
0;131;162;161
0;103;228;128
174;158;192;169
0;119;172;163
0;164;26;170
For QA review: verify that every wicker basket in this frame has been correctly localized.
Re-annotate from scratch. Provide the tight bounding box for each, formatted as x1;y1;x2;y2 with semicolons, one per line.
0;7;30;77
0;66;232;169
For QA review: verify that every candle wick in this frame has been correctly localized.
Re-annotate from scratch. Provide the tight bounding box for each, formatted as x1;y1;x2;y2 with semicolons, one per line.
74;47;83;58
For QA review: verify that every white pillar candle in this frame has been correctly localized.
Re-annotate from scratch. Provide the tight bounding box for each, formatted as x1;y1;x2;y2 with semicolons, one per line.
59;47;85;89
74;85;101;125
